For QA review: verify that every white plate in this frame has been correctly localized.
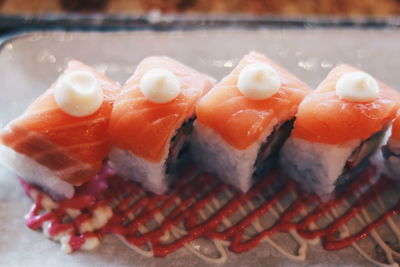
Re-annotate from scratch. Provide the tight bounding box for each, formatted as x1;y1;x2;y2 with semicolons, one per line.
1;29;400;267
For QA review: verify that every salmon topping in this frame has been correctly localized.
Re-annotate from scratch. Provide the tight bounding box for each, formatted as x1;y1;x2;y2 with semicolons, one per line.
109;56;213;162
292;64;400;144
0;60;120;185
196;52;311;150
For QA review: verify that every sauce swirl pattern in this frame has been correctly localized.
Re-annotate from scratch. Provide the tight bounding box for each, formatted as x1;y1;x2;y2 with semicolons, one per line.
20;163;400;265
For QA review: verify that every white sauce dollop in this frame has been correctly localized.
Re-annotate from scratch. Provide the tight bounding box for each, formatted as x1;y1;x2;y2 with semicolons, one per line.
55;71;103;117
140;68;181;103
237;63;281;100
335;72;379;102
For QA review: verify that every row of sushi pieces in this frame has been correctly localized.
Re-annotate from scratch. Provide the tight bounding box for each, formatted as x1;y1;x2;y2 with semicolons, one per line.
1;51;400;201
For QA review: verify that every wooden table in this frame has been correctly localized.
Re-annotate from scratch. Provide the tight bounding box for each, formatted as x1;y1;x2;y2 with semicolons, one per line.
0;0;399;16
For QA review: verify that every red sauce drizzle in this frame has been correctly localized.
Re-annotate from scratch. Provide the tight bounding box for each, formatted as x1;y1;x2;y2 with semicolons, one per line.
20;163;400;257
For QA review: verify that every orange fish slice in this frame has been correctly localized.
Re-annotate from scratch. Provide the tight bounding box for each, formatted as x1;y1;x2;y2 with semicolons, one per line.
0;60;121;197
109;56;213;163
292;64;400;144
196;51;311;150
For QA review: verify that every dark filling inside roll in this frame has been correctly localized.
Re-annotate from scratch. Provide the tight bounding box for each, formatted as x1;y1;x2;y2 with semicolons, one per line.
252;119;294;177
382;145;400;160
335;129;386;187
165;117;195;174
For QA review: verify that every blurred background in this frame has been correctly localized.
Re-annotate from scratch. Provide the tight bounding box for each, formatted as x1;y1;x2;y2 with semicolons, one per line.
0;0;398;16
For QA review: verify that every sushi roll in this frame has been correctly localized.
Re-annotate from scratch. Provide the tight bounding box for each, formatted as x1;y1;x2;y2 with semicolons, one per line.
383;116;400;179
0;60;121;198
192;51;311;192
281;64;400;197
108;56;213;194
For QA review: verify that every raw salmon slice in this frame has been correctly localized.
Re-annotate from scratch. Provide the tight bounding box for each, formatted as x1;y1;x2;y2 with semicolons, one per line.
109;56;213;163
0;60;121;186
196;51;311;150
292;64;400;144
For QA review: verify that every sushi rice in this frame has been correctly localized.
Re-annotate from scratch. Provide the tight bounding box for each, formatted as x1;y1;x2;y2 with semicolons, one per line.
0;142;75;198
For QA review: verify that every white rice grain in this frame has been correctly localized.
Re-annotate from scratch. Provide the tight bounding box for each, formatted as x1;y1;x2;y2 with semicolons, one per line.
108;147;168;194
190;121;277;192
0;143;75;198
280;137;360;196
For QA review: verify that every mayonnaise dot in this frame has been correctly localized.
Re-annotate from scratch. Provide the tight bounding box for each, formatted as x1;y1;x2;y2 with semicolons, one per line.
237;63;281;100
140;68;181;103
335;72;379;102
55;71;103;117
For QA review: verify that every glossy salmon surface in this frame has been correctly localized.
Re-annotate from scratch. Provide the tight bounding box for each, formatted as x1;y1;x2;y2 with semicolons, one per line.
109;56;213;162
196;52;311;150
0;60;120;185
292;64;400;144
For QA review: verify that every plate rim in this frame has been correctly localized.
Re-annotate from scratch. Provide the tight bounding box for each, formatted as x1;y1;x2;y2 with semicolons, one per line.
1;14;399;53
1;14;400;34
